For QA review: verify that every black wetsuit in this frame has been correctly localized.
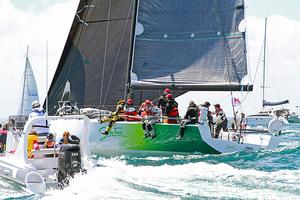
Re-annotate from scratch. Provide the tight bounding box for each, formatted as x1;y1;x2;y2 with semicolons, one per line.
177;104;198;139
157;94;168;115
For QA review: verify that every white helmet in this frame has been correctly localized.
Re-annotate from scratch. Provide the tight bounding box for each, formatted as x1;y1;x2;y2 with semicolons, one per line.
32;100;40;108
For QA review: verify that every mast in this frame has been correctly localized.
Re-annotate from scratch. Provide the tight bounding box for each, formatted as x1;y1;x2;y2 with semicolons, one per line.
262;17;267;109
124;0;139;100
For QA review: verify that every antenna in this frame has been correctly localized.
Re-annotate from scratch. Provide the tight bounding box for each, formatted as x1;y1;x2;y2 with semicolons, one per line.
45;41;49;117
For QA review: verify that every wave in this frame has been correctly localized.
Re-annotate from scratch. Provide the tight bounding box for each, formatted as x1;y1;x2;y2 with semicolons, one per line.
0;177;33;199
41;160;300;199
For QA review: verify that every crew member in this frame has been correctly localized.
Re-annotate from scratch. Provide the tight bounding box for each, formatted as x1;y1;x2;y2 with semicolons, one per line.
213;104;228;138
176;100;198;139
101;99;126;135
29;100;49;136
164;94;179;124
157;88;171;115
141;100;161;139
200;101;214;135
124;98;139;121
44;133;55;148
59;131;80;144
27;131;39;158
239;112;247;130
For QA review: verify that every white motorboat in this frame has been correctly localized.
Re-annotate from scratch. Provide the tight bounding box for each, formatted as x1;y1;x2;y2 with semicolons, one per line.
245;109;289;130
0;115;93;194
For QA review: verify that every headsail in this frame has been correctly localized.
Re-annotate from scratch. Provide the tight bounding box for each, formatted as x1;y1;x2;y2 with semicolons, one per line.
17;53;39;115
130;0;252;91
47;0;137;113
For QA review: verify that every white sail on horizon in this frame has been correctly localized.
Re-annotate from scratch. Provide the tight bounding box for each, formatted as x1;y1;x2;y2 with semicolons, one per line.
17;56;39;115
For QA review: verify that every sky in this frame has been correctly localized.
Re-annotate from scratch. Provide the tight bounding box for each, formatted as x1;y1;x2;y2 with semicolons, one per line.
0;0;300;118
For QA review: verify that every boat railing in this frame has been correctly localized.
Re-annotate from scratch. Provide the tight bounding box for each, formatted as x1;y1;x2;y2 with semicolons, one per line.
11;115;91;168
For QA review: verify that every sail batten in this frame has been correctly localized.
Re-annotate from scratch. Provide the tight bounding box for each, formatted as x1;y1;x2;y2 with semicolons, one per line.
130;0;250;91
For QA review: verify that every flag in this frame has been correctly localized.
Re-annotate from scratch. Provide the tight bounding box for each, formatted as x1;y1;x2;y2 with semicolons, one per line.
232;97;241;107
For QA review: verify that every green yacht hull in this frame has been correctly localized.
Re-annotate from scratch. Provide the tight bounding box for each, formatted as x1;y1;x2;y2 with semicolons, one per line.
91;122;220;154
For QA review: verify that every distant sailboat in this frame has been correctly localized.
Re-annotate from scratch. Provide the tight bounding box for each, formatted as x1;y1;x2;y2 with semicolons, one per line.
17;46;39;116
246;18;289;129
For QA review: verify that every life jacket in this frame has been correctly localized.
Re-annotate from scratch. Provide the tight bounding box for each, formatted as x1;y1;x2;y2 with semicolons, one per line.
124;105;140;121
112;104;125;121
215;108;227;123
28;134;39;158
29;108;49;135
168;107;179;117
164;100;178;124
166;100;179;117
141;109;153;117
141;105;161;117
157;95;168;115
45;140;55;148
184;105;198;123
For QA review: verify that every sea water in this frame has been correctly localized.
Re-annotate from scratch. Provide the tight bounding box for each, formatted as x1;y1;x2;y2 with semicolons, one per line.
1;124;300;200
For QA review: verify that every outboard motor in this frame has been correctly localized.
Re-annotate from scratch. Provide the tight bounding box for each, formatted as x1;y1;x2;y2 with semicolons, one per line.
57;144;81;186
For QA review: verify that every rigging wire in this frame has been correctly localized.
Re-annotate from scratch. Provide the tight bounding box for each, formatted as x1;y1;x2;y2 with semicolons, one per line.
217;0;236;119
252;42;264;88
99;0;112;110
103;0;134;105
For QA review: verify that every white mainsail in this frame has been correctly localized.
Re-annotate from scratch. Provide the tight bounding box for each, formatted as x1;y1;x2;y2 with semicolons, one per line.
17;51;39;115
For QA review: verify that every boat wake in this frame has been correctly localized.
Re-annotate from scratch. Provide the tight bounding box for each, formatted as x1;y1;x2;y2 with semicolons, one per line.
1;149;299;200
39;158;300;199
0;177;31;199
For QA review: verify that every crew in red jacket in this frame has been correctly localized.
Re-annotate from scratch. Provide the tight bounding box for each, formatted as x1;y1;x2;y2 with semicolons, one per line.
124;98;140;121
164;94;179;124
